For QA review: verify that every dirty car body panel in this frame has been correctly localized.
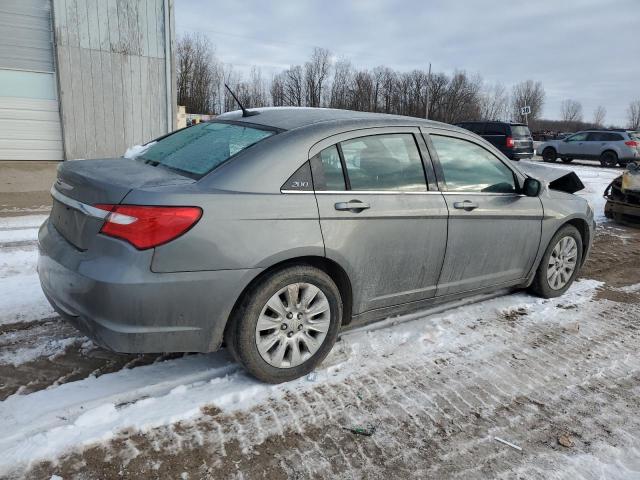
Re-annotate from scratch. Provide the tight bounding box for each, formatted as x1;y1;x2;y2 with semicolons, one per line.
38;108;595;354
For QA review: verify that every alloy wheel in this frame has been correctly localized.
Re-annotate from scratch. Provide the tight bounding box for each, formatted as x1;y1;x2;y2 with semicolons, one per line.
546;236;578;290
255;282;331;368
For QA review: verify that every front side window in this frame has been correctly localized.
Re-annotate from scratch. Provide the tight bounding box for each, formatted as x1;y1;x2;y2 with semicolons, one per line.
566;132;588;142
340;134;427;191
136;122;276;178
431;135;517;193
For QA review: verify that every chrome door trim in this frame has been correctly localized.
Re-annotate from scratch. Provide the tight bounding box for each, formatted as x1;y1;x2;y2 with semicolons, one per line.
50;187;110;220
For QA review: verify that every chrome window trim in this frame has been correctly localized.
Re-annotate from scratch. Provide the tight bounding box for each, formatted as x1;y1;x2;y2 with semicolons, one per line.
281;189;523;196
50;187;110;220
281;189;440;195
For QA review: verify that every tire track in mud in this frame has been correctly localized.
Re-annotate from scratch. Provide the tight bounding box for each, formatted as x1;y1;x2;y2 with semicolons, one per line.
0;317;172;400
23;294;640;479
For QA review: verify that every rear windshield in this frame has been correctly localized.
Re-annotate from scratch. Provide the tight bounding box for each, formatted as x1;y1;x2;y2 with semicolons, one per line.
511;125;531;138
629;132;640;141
136;122;276;178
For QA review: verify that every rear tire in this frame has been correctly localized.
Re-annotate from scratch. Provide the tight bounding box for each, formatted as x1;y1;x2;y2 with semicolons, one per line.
600;151;618;168
226;265;342;383
529;225;583;299
542;148;557;163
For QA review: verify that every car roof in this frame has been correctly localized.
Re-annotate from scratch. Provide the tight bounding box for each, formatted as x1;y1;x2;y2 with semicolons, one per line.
457;121;527;126
217;107;461;132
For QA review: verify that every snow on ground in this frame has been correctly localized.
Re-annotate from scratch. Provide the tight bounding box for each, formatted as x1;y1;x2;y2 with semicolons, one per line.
0;279;605;474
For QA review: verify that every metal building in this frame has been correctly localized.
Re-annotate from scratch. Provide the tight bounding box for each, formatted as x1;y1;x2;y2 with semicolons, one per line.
0;0;175;162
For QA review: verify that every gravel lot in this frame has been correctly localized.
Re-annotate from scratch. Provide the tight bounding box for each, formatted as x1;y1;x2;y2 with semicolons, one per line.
1;161;639;480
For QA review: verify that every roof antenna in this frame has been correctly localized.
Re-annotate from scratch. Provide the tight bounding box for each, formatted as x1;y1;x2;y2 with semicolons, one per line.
224;84;259;117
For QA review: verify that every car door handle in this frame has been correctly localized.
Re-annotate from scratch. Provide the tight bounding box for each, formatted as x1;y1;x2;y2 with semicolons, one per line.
453;200;478;211
334;200;370;212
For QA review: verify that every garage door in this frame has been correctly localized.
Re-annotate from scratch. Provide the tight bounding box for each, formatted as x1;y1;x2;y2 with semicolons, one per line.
0;0;63;161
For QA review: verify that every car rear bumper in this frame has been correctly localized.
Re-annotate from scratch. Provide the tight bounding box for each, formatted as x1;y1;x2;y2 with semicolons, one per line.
37;218;260;353
508;150;534;160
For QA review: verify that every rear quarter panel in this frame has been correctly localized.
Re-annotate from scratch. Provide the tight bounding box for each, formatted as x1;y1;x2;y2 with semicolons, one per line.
120;185;325;273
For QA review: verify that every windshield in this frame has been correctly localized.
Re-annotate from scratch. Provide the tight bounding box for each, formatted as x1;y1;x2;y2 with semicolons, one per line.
511;126;531;138
136;122;276;178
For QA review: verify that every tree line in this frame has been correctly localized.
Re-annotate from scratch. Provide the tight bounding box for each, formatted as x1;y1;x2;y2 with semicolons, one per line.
176;33;639;131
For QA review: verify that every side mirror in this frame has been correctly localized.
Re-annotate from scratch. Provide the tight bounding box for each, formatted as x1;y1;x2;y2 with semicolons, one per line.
523;177;541;197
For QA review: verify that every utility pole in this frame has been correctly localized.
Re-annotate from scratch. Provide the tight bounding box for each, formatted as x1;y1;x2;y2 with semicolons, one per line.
425;62;432;120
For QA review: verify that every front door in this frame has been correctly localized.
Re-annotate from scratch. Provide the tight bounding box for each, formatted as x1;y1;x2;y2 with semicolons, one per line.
311;128;448;315
425;131;543;296
561;132;589;157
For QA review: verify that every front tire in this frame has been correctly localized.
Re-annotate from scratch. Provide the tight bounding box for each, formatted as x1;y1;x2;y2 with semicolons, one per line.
529;225;583;298
226;265;342;383
542;148;557;163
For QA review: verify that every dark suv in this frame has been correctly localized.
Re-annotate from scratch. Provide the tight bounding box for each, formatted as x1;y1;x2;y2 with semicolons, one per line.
455;121;534;160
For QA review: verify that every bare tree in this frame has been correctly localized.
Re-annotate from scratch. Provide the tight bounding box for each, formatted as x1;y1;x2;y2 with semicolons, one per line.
479;83;509;121
593;105;606;127
304;48;332;107
329;59;353;109
511;80;545;122
270;72;286;107
176;33;221;114
627;100;640;130
560;99;583;124
283;65;305;106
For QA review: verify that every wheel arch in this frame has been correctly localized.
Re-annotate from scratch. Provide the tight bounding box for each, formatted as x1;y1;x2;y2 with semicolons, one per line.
562;217;591;267
225;255;354;340
601;149;618;159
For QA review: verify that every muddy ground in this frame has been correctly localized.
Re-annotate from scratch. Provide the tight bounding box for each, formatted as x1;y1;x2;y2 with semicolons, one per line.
0;222;634;479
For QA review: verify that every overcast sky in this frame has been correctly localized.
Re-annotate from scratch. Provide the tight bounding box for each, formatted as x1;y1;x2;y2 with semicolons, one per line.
176;0;639;126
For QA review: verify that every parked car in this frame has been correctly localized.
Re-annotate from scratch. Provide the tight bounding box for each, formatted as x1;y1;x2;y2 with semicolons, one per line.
455;121;534;160
38;108;594;383
538;130;640;167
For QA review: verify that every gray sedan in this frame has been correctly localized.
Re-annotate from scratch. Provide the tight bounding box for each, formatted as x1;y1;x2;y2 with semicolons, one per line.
38;108;595;383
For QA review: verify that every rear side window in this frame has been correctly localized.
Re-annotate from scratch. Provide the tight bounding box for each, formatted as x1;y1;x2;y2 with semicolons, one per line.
511;125;531;138
431;135;516;193
136;122;276;178
602;133;623;141
340;134;427;191
310;145;346;191
484;123;505;135
458;123;483;134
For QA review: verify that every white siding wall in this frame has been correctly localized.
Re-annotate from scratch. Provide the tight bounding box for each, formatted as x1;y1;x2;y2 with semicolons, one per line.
53;0;172;160
0;0;64;161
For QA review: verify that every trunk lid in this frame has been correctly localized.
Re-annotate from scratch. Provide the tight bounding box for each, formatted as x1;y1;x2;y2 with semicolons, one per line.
51;158;194;250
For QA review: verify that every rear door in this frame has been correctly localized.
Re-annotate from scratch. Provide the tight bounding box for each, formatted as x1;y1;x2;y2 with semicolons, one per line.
585;132;606;158
311;127;448;315
423;129;543;296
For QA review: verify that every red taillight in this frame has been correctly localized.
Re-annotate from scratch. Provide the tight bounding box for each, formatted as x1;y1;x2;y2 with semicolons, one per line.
625;140;639;147
506;136;515;148
95;205;202;250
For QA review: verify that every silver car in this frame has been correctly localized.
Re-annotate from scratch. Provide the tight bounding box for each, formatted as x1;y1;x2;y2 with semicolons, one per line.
38;108;595;383
539;130;640;167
